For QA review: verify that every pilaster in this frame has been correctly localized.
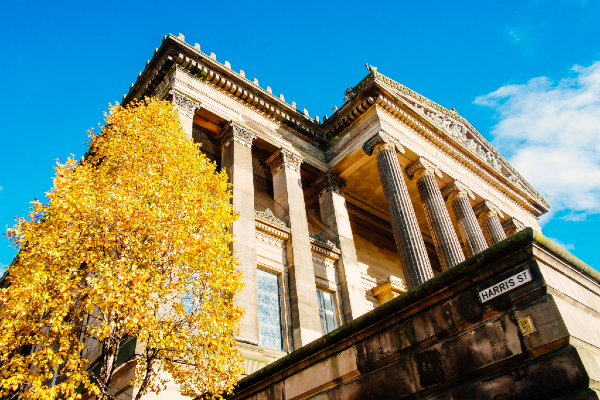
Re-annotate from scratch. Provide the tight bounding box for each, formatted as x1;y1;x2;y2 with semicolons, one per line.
363;132;434;290
441;181;488;258
219;121;259;343
475;200;507;246
169;89;201;139
267;149;322;348
406;157;465;270
313;172;367;322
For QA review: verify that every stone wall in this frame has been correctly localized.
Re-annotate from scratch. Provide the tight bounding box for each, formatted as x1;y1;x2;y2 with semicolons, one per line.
354;233;405;312
225;229;600;400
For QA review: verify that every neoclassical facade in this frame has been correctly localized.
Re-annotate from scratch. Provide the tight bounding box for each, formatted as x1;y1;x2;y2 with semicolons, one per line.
123;33;549;380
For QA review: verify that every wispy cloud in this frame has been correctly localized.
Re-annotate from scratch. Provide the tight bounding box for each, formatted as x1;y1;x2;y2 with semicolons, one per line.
474;61;600;224
505;25;525;44
0;186;3;194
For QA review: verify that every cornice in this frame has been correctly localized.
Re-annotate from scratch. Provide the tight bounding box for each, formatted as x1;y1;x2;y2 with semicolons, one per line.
122;34;548;217
123;34;327;145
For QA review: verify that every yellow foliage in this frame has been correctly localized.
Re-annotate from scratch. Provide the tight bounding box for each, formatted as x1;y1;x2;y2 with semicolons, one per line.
1;98;244;400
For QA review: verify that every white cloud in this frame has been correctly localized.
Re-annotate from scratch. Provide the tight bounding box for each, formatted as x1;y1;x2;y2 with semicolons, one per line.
474;61;600;223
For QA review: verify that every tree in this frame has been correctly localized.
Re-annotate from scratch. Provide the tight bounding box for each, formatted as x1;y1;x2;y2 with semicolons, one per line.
0;98;244;400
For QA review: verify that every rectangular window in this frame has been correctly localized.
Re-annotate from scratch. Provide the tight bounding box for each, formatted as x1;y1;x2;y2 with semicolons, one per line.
257;269;284;351
317;289;338;335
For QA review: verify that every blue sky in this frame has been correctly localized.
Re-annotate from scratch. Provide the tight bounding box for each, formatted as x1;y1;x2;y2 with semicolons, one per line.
1;0;599;271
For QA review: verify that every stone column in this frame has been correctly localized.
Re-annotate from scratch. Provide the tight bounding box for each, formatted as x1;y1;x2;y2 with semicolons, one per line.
363;132;434;290
169;89;201;139
218;122;259;343
441;181;488;258
475;200;507;246
313;172;367;322
406;158;465;270
503;217;525;237
267;149;322;348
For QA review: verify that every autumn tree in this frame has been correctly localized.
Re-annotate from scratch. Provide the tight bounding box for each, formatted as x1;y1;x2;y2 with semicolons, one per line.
0;98;244;400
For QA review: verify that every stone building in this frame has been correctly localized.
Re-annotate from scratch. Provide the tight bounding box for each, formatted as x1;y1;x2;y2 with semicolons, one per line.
113;33;599;398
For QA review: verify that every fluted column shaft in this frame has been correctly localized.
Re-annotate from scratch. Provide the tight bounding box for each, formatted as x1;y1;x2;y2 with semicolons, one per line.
442;181;488;258
374;144;434;289
476;203;507;246
451;195;488;257
407;161;465;270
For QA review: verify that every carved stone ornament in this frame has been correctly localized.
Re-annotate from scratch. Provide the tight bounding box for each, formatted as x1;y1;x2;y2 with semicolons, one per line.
218;121;256;148
474;200;504;220
502;217;525;236
405;157;443;181
254;208;287;228
169;89;201;115
266;149;303;175
441;180;475;202
372;275;407;305
309;232;339;249
362;130;406;157
312;172;346;197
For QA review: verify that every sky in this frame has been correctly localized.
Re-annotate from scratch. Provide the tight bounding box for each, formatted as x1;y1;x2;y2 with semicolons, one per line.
1;0;599;271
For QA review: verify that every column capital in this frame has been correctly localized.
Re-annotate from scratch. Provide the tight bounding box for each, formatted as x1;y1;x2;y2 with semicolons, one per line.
474;200;504;222
217;121;256;148
405;157;443;181
312;172;346;197
266;149;303;175
169;89;201;117
441;180;475;203
502;217;525;236
362;130;406;157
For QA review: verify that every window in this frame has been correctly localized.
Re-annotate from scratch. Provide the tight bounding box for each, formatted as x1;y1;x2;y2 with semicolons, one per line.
317;289;338;335
257;269;283;351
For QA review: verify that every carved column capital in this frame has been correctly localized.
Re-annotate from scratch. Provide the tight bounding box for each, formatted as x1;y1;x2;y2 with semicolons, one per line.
503;217;525;237
405;157;443;181
474;200;504;222
218;121;256;148
169;89;201;117
312;172;346;197
266;149;303;175
441;180;475;203
362;130;405;157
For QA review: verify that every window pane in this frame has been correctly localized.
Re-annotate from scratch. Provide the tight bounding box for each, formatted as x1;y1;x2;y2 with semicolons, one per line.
257;270;283;351
325;311;336;333
323;291;334;312
316;289;338;334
